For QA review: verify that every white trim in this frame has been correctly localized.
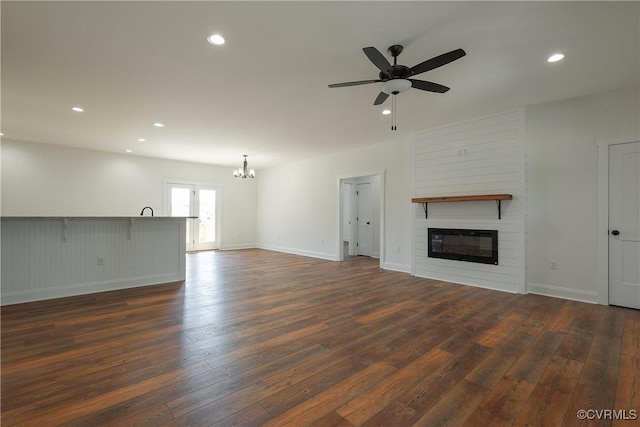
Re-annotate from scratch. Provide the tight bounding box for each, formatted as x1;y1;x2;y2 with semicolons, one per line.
380;169;386;267
336;170;386;266
219;244;256;251
527;282;598;304
257;243;338;262
516;108;527;294
163;178;224;214
411;139;417;276
163;179;223;250
413;272;518;294
1;273;183;306
595;136;640;305
382;262;411;273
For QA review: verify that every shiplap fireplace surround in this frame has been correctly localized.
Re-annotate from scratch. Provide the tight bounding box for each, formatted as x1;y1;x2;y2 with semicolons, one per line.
412;109;526;294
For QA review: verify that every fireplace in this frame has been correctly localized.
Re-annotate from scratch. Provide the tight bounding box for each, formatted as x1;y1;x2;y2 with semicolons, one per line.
428;228;498;265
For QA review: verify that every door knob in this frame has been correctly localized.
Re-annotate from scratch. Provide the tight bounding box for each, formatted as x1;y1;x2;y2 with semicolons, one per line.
611;230;620;236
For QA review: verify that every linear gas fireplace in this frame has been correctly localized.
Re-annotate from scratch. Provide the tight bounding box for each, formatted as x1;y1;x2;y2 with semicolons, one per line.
428;228;498;265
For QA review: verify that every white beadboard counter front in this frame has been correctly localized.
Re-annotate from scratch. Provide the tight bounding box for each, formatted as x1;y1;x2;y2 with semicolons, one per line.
1;216;195;305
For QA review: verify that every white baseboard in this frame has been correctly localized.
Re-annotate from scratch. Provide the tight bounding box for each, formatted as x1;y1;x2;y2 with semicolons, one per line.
1;273;184;306
382;262;411;273
413;272;518;294
526;282;598;304
219;244;257;251
256;244;338;261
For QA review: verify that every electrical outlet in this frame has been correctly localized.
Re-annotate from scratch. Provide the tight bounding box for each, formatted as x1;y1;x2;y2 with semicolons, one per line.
550;260;557;270
396;246;401;253
97;257;104;266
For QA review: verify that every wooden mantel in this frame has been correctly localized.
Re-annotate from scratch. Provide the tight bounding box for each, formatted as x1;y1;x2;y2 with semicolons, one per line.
411;194;513;219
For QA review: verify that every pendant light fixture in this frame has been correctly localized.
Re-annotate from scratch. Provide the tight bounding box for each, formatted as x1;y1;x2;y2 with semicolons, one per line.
233;155;255;178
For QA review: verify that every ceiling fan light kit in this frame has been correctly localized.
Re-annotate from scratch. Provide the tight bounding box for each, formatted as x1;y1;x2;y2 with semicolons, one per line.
381;79;411;95
329;44;466;131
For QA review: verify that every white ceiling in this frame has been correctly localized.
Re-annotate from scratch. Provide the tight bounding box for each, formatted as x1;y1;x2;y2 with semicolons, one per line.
2;1;638;169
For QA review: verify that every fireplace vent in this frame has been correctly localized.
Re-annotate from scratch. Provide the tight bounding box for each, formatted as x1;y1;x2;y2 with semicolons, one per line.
428;228;498;265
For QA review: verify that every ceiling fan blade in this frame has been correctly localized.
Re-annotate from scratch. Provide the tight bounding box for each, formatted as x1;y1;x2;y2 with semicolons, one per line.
328;79;381;88
409;48;466;76
409;79;450;93
363;47;393;74
374;92;389;105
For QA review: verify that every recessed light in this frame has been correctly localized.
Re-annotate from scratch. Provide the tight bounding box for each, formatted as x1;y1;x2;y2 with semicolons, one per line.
207;34;225;45
71;106;84;112
547;53;564;63
138;138;146;142
125;149;133;153
382;109;391;115
153;122;165;128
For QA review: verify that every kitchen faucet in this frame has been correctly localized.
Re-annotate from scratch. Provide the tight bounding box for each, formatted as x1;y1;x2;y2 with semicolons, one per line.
140;206;154;216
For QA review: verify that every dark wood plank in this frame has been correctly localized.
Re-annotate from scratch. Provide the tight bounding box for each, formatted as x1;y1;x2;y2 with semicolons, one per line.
513;355;583;426
1;249;636;426
613;354;640;427
466;377;536;426
335;348;451;425
412;379;491;426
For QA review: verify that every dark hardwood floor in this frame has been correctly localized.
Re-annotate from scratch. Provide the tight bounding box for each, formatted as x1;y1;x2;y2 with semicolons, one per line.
2;249;638;426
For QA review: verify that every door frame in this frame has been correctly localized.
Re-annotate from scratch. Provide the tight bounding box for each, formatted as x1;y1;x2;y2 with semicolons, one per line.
337;170;386;266
596;136;639;305
163;179;223;250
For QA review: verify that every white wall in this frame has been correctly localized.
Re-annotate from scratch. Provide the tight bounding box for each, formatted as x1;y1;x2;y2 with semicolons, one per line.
1;140;257;249
3;86;637;305
254;85;639;299
256;137;413;271
413;110;526;294
526;86;640;302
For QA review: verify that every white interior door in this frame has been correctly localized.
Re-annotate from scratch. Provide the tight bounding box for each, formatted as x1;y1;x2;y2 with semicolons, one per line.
167;183;218;252
342;183;353;255
609;141;640;309
356;182;373;256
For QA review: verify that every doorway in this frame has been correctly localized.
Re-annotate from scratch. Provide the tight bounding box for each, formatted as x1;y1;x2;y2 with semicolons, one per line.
338;174;383;263
166;182;219;252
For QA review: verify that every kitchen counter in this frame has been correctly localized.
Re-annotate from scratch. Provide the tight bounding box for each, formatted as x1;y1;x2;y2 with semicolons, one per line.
1;216;192;305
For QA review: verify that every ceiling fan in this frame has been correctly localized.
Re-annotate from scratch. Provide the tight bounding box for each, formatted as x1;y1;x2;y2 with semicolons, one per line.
328;45;466;130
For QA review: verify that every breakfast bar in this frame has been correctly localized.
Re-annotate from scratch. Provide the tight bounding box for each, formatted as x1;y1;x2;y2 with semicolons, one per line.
1;216;193;305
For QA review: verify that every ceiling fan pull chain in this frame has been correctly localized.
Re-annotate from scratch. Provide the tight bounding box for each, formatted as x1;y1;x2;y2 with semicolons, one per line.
392;95;397;131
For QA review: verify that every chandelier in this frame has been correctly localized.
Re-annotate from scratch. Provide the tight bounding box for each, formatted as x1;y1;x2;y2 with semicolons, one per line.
233;155;255;178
